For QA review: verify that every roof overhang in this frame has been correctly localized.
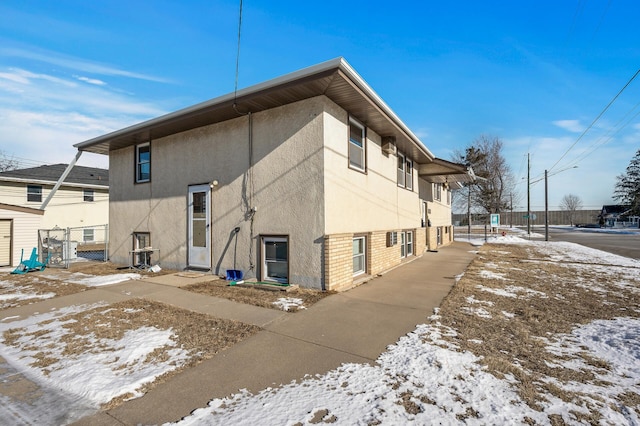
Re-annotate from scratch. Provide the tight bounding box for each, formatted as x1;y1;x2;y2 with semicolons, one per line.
74;57;435;164
0;177;107;190
418;158;476;187
0;203;44;215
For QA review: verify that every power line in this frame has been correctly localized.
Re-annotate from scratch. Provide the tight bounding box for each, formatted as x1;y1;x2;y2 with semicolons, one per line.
548;68;640;173
233;0;244;104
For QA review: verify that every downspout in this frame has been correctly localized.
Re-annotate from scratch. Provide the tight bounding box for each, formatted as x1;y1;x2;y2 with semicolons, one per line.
40;150;83;210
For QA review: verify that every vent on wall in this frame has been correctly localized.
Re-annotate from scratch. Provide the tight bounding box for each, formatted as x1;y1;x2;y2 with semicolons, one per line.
382;136;396;155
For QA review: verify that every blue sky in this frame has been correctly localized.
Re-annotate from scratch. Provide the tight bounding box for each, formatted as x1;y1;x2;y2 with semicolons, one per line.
1;1;639;211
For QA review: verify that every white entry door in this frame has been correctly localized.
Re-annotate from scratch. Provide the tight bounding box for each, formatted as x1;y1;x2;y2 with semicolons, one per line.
188;185;211;269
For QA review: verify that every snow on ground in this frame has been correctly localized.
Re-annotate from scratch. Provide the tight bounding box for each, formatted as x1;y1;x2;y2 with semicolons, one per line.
272;297;306;311
62;272;142;287
0;279;56;305
0;303;191;424
1;234;638;425
173;234;640;426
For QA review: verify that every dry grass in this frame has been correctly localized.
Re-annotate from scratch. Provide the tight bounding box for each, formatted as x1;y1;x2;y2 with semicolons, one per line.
0;261;178;310
184;280;333;312
0;271;92;310
2;298;260;409
435;243;640;422
2;261;330;312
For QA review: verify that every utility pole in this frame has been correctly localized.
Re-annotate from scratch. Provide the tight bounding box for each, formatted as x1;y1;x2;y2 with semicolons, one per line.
527;153;531;234
467;184;471;238
510;193;513;228
544;169;549;241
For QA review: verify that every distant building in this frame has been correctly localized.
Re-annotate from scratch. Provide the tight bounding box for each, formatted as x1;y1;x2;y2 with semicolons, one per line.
0;164;108;266
599;205;639;228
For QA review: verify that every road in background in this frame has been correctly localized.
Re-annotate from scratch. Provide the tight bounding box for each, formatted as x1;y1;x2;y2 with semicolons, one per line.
453;226;640;260
537;227;640;260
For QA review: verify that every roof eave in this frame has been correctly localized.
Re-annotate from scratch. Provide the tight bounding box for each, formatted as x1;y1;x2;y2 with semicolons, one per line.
75;58;435;163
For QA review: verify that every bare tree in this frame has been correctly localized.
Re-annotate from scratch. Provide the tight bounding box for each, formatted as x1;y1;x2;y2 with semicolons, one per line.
0;151;18;172
559;194;583;226
453;135;518;214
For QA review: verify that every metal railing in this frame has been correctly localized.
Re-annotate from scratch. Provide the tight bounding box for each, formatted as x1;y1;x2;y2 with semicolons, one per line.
38;225;108;268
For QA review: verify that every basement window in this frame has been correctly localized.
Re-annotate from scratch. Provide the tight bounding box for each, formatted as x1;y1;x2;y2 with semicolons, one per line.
353;236;366;276
262;236;289;283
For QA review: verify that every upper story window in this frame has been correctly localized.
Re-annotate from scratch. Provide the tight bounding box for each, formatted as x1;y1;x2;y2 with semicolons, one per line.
136;142;151;183
83;228;94;242
406;158;413;190
27;185;42;203
83;189;94;202
447;188;451;205
397;152;413;191
397;153;405;187
348;118;366;172
434;183;442;201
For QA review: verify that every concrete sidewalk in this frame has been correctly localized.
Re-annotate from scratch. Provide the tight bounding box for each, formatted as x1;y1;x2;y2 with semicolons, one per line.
71;241;476;425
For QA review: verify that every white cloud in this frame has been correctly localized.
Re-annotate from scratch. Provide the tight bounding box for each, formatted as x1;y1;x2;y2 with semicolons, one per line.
0;46;171;83
552;119;584;133
0;65;168;168
0;68;76;87
76;76;107;86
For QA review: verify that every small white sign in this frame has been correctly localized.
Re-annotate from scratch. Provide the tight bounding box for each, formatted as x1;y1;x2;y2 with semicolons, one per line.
490;214;500;227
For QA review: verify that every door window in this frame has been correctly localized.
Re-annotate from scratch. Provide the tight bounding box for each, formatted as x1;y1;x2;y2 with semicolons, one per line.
192;191;207;247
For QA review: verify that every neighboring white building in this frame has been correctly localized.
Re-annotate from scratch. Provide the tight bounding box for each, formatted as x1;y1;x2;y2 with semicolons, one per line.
0;164;109;267
0;203;43;267
75;58;473;290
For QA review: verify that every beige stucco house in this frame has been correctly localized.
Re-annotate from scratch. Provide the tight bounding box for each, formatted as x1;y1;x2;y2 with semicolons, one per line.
75;58;473;291
0;164;108;266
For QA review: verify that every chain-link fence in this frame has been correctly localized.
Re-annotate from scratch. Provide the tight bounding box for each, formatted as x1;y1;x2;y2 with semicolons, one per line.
39;225;108;268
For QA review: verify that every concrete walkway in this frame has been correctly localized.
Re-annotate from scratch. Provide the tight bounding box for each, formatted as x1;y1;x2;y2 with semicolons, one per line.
5;242;477;425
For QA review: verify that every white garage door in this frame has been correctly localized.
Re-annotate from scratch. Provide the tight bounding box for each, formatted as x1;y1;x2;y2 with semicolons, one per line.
0;220;11;266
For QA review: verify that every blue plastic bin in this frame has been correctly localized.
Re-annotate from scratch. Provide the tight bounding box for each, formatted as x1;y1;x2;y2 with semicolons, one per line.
226;269;244;281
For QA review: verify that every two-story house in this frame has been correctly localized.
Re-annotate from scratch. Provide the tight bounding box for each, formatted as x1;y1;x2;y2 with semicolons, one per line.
74;58;473;291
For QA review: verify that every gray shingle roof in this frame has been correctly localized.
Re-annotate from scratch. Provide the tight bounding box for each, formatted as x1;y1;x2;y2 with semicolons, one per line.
0;164;108;187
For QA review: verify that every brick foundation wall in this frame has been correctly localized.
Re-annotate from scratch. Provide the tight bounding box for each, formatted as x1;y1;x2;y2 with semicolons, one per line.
324;228;424;292
323;233;353;292
415;227;427;254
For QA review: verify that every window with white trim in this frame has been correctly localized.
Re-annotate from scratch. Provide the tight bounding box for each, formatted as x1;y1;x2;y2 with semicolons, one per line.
263;236;289;283
406;231;413;256
348;118;366;172
83;228;94;242
397;152;413;191
83;189;94;202
397;152;405;187
27;185;42;203
353;236;366;276
136;142;151;183
406;158;413;190
434;183;442;201
400;231;413;258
